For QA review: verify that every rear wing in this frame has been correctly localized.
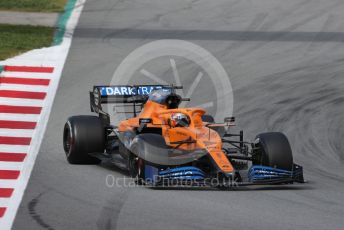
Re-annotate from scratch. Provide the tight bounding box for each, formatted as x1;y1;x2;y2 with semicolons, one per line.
90;85;182;114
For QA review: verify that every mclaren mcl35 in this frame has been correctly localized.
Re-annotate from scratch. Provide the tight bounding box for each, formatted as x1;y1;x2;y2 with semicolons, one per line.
63;85;304;188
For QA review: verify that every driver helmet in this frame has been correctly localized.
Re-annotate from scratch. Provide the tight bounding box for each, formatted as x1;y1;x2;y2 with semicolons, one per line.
170;113;190;127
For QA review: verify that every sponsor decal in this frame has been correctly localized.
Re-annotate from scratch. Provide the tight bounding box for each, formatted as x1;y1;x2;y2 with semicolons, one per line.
100;86;162;96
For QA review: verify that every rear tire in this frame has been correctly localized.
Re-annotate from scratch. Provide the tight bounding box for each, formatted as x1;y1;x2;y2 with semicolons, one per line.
63;116;104;164
253;132;293;171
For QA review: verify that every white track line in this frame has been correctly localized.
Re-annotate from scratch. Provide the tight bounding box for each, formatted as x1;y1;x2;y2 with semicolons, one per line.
0;84;48;92
0;72;52;79
0;114;39;122
0;129;33;137
0;162;23;171
0;199;10;207
0;181;18;188
0;98;45;107
0;145;29;153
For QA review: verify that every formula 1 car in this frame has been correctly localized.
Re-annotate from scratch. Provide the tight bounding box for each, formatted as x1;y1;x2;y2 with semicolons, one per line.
63;85;304;188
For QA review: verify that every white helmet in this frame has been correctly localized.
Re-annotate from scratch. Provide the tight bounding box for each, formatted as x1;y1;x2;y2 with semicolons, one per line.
170;113;190;127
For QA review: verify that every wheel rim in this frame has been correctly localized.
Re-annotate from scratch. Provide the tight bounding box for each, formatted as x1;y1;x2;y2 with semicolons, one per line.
63;127;72;156
130;155;144;179
137;158;144;178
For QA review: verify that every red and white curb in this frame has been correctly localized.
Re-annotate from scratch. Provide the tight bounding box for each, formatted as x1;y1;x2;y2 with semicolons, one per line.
0;65;54;219
0;1;86;229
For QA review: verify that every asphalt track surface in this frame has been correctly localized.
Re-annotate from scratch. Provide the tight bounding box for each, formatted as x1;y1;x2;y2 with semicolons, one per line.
13;0;344;229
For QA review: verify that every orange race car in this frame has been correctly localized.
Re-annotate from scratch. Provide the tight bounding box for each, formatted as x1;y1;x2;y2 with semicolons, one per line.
63;85;304;188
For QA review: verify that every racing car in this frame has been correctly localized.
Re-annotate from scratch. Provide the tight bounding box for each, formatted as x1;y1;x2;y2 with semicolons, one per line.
63;85;304;188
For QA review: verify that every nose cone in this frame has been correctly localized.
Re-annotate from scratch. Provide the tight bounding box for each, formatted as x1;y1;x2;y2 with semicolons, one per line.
206;148;234;173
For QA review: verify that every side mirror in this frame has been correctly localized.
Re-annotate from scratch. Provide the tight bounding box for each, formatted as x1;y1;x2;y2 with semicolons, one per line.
224;117;235;123
138;118;152;132
167;118;172;128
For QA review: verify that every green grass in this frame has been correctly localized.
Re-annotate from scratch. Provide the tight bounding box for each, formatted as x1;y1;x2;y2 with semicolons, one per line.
0;24;54;60
0;0;67;12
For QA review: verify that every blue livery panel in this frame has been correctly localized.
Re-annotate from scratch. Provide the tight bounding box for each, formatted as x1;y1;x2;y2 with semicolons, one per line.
99;85;163;97
248;165;304;183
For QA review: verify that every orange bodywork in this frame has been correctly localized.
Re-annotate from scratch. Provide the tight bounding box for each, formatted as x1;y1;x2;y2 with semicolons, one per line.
118;100;234;173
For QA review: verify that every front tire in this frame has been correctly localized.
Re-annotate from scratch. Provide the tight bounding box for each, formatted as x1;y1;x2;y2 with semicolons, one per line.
253;132;293;171
128;134;167;184
63;116;104;164
128;144;145;185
